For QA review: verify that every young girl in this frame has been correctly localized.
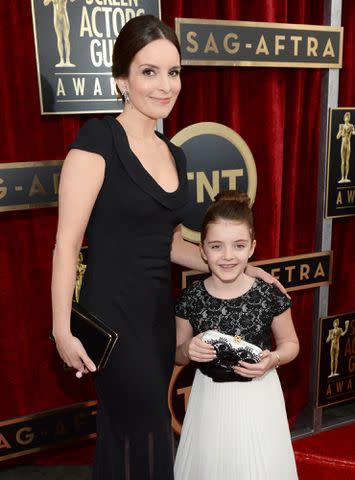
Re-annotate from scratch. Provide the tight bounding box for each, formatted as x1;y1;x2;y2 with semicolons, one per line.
174;190;299;480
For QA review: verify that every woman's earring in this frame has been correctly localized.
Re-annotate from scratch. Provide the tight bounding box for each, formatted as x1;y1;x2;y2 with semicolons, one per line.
122;89;130;104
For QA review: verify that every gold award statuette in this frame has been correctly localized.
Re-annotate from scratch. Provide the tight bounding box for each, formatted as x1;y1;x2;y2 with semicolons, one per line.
43;0;76;67
336;111;355;184
326;318;350;378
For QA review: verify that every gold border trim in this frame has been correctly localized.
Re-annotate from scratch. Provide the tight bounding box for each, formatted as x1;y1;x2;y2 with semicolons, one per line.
181;60;342;69
175;18;343;32
0;202;58;213
325;107;334;218
40;109;121;116
30;0;44;115
171;122;257;244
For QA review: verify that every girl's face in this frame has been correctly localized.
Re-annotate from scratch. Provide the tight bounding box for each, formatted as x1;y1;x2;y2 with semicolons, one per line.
118;38;181;120
201;219;256;284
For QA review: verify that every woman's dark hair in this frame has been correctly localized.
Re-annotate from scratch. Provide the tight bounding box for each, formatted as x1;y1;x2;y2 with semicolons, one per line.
201;190;255;243
112;15;181;82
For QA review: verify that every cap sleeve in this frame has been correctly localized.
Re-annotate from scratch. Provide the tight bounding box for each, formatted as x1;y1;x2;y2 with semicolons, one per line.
69;117;113;165
175;287;191;320
268;284;291;316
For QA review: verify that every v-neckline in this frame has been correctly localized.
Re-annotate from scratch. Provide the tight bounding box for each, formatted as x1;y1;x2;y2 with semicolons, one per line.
115;118;181;195
104;115;189;211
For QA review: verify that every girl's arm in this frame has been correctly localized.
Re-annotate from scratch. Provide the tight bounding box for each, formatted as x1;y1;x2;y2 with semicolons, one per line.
52;148;105;374
175;316;215;365
171;226;288;295
270;308;300;366
234;308;299;378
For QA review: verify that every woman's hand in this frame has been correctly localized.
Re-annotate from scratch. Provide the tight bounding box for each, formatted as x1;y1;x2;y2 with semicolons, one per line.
233;350;277;378
183;334;216;363
54;332;96;376
245;265;290;299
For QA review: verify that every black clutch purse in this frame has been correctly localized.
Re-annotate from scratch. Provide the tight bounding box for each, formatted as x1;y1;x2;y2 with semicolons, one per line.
200;330;262;382
51;302;118;372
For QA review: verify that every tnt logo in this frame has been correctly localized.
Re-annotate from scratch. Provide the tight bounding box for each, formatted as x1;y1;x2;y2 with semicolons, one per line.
172;122;257;243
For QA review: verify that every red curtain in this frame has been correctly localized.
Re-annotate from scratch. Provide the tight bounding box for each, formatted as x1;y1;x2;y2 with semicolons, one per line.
0;0;353;465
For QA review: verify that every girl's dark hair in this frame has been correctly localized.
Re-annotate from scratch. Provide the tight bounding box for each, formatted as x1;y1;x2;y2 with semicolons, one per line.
112;15;181;86
201;190;255;243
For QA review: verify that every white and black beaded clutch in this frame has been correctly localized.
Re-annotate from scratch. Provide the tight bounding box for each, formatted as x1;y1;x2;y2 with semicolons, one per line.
202;330;262;369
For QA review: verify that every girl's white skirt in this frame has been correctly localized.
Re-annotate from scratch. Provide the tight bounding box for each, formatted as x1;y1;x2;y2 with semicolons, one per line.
174;368;298;480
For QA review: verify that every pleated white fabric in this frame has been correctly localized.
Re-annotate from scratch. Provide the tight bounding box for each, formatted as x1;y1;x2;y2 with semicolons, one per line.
174;368;298;480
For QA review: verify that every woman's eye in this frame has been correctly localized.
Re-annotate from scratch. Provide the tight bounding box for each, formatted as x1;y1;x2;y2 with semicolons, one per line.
142;69;155;76
169;69;181;77
211;245;221;250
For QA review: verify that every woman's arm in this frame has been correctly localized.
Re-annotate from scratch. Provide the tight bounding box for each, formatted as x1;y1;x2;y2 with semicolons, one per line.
245;264;289;297
175;316;215;365
52;148;105;373
170;225;208;272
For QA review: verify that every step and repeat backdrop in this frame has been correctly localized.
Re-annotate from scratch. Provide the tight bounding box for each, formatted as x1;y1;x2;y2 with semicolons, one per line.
0;0;354;463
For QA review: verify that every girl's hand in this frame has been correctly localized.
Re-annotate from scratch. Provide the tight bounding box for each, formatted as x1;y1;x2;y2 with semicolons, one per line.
184;334;216;363
233;349;277;378
54;332;96;376
245;265;290;299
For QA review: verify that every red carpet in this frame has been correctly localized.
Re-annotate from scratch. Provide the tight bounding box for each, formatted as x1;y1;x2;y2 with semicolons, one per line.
293;423;355;479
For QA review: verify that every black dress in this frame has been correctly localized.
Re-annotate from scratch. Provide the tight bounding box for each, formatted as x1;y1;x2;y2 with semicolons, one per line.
70;115;189;480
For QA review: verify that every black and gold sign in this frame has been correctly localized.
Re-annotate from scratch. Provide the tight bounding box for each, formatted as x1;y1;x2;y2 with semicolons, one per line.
317;312;355;407
0;161;62;212
325;108;355;218
182;251;332;292
172;122;257;243
0;401;96;461
175;19;343;68
31;0;160;114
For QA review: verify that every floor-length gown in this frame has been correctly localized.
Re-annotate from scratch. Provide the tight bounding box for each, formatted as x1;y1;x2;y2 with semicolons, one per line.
70;115;189;479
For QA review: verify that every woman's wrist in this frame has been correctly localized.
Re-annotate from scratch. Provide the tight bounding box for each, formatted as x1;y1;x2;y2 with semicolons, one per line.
272;351;280;368
52;328;72;340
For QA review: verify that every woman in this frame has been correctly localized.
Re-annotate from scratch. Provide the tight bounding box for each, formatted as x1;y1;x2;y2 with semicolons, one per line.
51;15;284;480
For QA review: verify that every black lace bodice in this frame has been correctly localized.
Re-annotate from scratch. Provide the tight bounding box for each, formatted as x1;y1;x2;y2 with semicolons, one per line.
175;278;291;351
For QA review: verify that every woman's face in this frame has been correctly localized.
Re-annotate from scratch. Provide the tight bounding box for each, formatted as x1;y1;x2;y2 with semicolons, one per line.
119;38;181;120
